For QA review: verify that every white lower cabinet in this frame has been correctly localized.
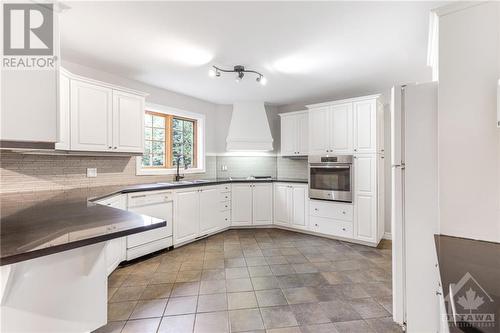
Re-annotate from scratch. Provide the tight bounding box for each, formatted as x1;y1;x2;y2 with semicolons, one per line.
353;155;379;243
273;183;308;230
231;183;273;226
94;194;127;276
309;200;354;238
174;185;230;246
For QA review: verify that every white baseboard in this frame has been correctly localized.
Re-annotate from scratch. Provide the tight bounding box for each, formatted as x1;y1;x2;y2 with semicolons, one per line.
383;232;392;240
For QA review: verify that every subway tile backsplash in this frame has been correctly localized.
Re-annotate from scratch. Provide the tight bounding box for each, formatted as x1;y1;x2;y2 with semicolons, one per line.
0;152;307;193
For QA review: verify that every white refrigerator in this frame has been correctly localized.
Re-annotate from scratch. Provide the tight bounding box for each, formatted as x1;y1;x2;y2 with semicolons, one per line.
391;82;440;332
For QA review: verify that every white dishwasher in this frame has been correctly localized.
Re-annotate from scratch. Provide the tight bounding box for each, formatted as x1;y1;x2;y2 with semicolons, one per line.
126;190;173;260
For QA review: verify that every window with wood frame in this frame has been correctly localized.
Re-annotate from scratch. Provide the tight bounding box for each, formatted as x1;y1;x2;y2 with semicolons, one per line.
142;111;197;169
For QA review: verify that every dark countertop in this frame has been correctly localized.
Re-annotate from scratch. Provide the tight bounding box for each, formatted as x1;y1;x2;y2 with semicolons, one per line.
435;235;500;332
0;178;307;266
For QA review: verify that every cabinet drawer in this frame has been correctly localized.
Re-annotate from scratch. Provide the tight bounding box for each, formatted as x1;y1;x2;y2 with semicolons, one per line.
310;216;353;238
126;237;172;261
220;192;231;202
310;200;353;221
220;201;231;211
127;226;171;248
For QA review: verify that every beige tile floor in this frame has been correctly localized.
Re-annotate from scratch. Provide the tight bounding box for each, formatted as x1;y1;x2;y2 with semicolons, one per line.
94;228;402;333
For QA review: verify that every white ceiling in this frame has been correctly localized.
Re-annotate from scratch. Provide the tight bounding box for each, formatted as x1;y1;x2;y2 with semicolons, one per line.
60;1;442;105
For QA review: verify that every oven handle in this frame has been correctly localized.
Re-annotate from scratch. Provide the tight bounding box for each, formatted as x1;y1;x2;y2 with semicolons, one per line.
309;165;351;169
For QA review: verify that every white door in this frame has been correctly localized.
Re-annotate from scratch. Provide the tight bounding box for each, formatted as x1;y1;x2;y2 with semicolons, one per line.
297;112;309;155
330;103;353;153
354;155;377;242
174;189;200;244
106;238;125;276
112;90;144;153
253;184;273;225
309;107;331;154
70;80;112;151
274;183;290;225
280;115;297;156
291;185;308;229
56;72;70;150
353;99;376;153
199;186;221;235
231;184;253;226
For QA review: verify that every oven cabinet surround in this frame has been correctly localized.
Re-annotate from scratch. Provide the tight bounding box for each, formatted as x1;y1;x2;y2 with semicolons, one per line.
231;183;273;226
273;183;309;230
279;111;309;156
173;185;231;246
307;95;384;155
56;68;147;153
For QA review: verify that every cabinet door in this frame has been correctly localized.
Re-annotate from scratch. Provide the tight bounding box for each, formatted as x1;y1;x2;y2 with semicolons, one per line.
330;103;353;153
56;72;70;150
231;184;253;226
291;185;308;229
112;90;144;153
280;115;297;156
199;186;221;235
253;184;273;225
106;238;125;276
353;99;376;153
70;80;112;151
297;112;309;155
354;155;377;242
308;107;331;154
273;184;290;225
174;189;200;244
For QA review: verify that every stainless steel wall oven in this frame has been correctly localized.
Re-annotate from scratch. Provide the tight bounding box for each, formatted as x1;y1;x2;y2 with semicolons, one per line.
308;155;353;202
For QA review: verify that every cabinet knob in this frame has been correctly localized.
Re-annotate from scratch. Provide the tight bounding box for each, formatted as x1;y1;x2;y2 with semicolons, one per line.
315;223;318;227
342;211;346;214
108;146;112;149
113;147;117;149
381;156;384;159
314;208;318;211
354;148;358;152
342;228;346;231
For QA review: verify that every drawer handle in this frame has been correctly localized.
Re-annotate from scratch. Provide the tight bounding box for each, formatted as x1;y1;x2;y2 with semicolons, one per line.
131;194;146;198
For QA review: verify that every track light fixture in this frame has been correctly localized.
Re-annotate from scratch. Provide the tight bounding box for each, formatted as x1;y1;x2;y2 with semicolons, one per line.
209;65;267;85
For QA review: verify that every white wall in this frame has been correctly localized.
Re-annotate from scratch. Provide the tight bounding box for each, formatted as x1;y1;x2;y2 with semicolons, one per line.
438;2;500;242
62;60;220;154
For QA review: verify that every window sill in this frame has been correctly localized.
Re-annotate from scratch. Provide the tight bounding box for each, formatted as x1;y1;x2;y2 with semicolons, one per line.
136;167;206;176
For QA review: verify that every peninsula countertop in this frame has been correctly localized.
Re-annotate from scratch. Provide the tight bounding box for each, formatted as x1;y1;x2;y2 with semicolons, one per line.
434;235;500;332
0;178;307;266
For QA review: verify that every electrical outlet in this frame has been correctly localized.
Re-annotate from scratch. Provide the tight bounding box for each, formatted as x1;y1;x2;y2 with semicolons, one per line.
220;165;228;171
87;168;97;178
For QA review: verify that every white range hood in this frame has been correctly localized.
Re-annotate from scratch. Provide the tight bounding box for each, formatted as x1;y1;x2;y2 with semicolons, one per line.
226;102;273;151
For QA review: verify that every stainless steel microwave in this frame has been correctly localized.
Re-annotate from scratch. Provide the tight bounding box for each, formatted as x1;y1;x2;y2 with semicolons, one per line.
308;155;353;202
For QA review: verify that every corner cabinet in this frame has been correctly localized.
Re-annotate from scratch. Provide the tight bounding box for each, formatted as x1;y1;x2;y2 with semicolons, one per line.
173;185;230;246
58;68;147;153
279;111;309;156
273;183;308;230
231;183;273;226
307;95;383;155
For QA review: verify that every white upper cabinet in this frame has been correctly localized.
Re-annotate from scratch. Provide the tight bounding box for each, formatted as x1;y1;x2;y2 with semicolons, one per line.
308;107;331;155
112;91;144;153
70;80;113;151
330;103;353;153
307;95;382;155
353;99;377;153
59;68;147;153
279;111;308;156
